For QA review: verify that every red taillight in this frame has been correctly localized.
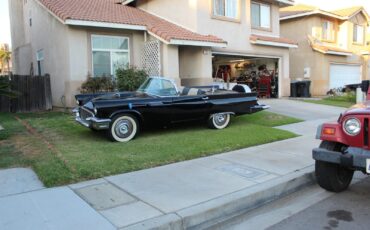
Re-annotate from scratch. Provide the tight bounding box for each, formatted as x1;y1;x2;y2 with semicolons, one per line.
323;127;335;135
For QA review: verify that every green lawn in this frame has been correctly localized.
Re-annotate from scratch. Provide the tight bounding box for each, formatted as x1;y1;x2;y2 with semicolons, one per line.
302;94;356;108
0;111;301;187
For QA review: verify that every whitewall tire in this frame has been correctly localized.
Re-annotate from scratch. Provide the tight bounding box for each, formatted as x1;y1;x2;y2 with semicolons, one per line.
208;113;231;129
109;114;138;142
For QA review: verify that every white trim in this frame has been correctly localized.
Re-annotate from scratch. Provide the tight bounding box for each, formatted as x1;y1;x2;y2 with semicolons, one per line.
212;51;281;59
170;39;227;47
280;11;345;21
326;51;352;56
250;40;298;48
65;19;147;30
275;0;294;6
121;0;135;5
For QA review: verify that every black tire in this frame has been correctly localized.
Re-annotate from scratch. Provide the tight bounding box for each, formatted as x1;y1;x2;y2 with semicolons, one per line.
315;141;354;192
208;113;231;129
108;114;139;142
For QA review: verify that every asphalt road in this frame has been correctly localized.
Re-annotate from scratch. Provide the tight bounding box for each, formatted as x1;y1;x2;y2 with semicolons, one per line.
269;177;370;230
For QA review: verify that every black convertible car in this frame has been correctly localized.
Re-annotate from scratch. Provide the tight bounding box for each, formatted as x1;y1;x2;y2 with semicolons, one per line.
73;77;269;142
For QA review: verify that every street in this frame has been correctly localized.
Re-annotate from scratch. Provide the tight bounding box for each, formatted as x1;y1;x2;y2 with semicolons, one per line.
214;175;370;230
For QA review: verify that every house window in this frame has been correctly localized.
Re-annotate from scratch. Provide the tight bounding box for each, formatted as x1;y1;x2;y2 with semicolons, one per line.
322;21;335;41
36;49;44;76
251;2;271;29
91;35;130;77
213;0;238;19
353;24;364;44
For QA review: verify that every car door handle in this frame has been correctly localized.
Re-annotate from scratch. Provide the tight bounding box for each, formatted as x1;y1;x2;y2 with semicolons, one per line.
202;96;209;100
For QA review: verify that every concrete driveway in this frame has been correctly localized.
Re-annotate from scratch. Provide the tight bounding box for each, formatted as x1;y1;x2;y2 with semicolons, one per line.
260;99;345;121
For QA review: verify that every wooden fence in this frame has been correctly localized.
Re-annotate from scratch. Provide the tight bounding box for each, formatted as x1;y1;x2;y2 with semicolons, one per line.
0;74;52;112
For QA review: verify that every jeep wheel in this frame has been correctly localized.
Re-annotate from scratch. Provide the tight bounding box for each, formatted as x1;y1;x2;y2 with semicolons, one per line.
109;114;139;142
315;141;354;192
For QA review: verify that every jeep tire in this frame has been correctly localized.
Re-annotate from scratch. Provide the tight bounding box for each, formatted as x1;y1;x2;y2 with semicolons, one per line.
315;141;354;192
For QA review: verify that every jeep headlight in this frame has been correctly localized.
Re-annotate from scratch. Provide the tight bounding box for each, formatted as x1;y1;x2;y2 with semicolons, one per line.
343;118;361;136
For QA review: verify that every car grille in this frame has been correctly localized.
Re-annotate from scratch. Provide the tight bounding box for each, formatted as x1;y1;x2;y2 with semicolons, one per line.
364;118;369;146
80;107;94;121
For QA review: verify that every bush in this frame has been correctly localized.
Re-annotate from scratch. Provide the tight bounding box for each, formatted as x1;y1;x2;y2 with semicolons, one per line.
80;75;116;93
116;66;148;91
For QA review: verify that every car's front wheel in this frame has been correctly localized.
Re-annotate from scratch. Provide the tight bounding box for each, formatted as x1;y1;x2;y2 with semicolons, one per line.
109;114;139;142
315;141;354;192
208;113;231;129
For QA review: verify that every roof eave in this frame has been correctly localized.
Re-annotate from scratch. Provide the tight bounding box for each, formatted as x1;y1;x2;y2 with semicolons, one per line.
250;40;298;48
65;19;147;30
280;11;346;21
170;39;228;48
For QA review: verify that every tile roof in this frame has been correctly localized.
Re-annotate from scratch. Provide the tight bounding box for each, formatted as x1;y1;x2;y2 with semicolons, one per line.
37;0;226;45
279;4;317;18
307;35;352;55
331;6;363;17
280;4;369;21
250;34;297;45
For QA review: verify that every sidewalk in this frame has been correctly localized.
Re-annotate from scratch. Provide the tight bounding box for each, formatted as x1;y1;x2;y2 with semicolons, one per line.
0;100;345;230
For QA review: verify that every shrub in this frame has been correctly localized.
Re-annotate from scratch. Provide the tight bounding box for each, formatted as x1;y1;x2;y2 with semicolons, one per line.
80;74;116;93
116;66;148;91
0;76;18;98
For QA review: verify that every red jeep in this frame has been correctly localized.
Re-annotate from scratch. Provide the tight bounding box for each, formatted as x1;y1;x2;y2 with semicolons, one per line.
313;81;370;192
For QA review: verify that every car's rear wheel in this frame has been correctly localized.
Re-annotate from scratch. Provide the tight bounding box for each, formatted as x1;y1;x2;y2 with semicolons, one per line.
315;141;354;192
109;114;139;142
208;113;231;129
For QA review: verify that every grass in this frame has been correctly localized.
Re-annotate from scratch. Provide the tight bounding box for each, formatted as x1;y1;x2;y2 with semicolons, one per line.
302;93;356;108
0;111;302;187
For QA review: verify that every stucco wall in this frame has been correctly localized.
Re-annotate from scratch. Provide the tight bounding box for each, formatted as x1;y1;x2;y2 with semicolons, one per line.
136;0;291;96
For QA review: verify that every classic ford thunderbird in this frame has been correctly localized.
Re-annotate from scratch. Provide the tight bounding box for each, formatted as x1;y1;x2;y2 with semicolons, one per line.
73;77;269;142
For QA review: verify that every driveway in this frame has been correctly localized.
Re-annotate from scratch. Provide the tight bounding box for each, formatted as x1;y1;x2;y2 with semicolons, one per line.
260;99;345;121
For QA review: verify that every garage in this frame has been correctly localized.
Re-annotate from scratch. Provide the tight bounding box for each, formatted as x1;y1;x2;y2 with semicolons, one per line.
329;64;362;90
212;53;280;98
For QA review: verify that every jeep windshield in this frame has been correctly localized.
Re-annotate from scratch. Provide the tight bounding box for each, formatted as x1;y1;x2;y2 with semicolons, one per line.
137;77;178;97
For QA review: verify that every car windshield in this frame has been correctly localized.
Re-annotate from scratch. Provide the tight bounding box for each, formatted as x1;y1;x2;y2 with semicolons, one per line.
137;78;178;97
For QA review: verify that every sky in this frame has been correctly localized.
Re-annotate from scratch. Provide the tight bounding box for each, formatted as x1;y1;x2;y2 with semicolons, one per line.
0;0;369;47
0;0;10;46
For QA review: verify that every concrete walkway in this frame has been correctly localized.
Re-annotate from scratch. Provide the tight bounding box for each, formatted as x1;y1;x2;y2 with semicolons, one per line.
0;99;346;230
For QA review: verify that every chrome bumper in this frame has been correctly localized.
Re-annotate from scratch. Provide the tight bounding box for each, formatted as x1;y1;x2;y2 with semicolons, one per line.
72;108;111;130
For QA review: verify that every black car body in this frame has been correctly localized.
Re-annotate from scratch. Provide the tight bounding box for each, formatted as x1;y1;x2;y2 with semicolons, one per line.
73;77;269;142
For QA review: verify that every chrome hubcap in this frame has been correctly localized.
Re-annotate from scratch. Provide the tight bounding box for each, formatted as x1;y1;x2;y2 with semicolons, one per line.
115;119;133;138
214;114;227;126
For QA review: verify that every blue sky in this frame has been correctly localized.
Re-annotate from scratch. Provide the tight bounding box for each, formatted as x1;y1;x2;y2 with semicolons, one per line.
0;0;10;46
0;0;369;47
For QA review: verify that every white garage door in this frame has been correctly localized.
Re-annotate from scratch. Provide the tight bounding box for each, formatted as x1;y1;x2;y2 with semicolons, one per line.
329;64;361;89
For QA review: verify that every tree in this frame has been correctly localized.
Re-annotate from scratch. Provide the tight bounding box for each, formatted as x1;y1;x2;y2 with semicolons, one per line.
0;47;11;74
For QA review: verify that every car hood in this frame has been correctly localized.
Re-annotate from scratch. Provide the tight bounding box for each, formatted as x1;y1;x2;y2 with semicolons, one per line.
343;101;370;116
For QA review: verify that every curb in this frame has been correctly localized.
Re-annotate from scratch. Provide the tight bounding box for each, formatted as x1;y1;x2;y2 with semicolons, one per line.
122;166;315;230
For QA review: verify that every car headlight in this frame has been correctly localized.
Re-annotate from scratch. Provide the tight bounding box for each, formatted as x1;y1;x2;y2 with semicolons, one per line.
76;100;80;106
343;118;361;136
93;107;98;115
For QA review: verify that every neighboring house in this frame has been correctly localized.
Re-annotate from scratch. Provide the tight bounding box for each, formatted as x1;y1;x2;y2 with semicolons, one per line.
280;4;370;96
9;0;296;107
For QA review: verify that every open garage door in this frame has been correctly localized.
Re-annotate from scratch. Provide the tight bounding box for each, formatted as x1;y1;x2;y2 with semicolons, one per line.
212;53;280;98
329;64;362;89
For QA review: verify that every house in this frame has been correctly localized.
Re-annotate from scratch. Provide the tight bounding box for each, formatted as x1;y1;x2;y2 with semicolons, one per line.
280;4;370;96
9;0;297;107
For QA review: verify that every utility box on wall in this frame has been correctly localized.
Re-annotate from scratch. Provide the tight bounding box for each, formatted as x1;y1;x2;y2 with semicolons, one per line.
304;67;311;79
